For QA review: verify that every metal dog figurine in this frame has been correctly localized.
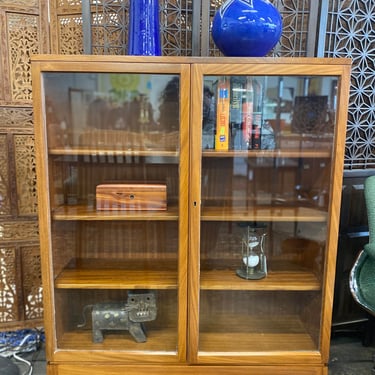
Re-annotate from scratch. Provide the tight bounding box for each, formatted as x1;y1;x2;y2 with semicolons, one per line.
77;292;157;343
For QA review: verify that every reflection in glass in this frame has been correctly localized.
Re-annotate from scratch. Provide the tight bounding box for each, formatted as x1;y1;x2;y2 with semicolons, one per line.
43;73;180;151
202;75;338;151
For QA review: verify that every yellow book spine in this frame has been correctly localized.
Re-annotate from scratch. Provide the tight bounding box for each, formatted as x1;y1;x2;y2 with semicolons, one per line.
215;78;230;150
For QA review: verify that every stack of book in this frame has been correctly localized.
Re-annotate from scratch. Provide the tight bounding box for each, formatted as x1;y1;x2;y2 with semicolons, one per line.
208;76;267;151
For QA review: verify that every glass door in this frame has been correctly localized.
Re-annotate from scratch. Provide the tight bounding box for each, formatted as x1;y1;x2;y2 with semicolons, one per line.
34;60;190;363
189;61;348;365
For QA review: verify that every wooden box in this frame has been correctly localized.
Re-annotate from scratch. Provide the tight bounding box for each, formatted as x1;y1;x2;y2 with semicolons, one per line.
96;183;167;211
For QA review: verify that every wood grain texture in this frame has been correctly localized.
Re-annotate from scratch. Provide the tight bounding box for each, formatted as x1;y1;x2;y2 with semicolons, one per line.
55;269;177;289
48;147;179;157
201;206;327;222
200;269;320;291
52;204;179;220
96;183;167;211
54;364;325;375
57;328;178;354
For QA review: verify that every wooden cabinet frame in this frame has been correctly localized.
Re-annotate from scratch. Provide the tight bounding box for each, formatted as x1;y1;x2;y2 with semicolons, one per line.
32;55;351;375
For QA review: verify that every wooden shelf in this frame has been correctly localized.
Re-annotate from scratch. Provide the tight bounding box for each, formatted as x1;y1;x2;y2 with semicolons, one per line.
55;268;178;289
49;147;179;158
198;332;317;354
200;269;321;291
198;315;317;353
54;259;178;290
57;328;178;354
202;149;331;158
52;204;179;221
201;206;327;222
52;204;325;222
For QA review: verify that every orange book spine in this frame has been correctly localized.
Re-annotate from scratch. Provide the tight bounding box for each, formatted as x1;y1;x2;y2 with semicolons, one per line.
215;78;230;150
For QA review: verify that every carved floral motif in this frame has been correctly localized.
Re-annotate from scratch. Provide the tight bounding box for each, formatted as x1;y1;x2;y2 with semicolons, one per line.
7;13;40;101
59;15;84;54
0;107;33;130
0;221;39;242
14;135;38;215
21;246;43;320
0;247;18;323
0;135;10;215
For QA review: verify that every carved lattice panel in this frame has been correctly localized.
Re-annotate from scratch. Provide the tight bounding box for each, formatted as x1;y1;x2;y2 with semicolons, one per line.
160;0;193;55
0;221;39;243
13;135;38;216
58;14;84;54
0;2;43;329
0;243;42;325
21;246;43;320
0;223;40;325
6;13;40;102
0;134;10;216
0;107;34;131
0;0;38;6
0;247;18;323
57;0;82;6
91;0;128;55
324;0;375;169
274;0;310;56
48;0;83;54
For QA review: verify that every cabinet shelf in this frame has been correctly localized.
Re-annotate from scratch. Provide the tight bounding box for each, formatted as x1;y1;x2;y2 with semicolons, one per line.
198;316;317;354
49;147;179;158
52;205;179;221
58;328;178;354
200;270;320;291
202;149;331;158
201;206;327;222
55;265;177;290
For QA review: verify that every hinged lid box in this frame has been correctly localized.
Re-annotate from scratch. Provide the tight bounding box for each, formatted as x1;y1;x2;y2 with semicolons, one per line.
96;183;167;211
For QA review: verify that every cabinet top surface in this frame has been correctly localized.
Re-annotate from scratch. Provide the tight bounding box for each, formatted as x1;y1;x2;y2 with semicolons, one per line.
30;54;352;67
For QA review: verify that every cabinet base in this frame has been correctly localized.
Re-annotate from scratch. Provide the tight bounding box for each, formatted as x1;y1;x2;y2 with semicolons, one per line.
50;364;327;375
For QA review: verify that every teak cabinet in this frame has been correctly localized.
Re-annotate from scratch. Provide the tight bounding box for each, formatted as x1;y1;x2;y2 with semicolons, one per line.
32;55;351;375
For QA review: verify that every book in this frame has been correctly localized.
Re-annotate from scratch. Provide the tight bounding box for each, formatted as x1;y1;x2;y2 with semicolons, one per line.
215;77;230;150
242;77;254;149
230;76;244;150
252;78;264;149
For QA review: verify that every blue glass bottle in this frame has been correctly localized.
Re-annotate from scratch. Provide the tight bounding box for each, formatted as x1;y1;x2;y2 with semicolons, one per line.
212;0;282;57
128;0;161;56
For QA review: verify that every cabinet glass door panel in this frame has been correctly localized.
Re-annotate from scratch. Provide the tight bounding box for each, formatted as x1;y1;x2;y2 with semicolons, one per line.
194;71;340;359
41;70;186;358
43;72;180;153
202;74;337;154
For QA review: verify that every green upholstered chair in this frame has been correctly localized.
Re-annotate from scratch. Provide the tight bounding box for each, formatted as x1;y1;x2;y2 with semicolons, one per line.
350;175;375;372
350;175;375;315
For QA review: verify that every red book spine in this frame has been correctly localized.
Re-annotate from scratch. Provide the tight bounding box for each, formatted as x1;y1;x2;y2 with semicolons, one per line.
242;78;253;149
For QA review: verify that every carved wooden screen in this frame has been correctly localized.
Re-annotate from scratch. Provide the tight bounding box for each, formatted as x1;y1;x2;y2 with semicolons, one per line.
49;0;84;54
321;0;375;169
0;0;48;330
50;1;321;58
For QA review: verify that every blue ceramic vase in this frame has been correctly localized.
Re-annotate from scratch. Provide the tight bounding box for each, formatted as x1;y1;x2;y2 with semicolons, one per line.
212;0;282;57
128;0;161;56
